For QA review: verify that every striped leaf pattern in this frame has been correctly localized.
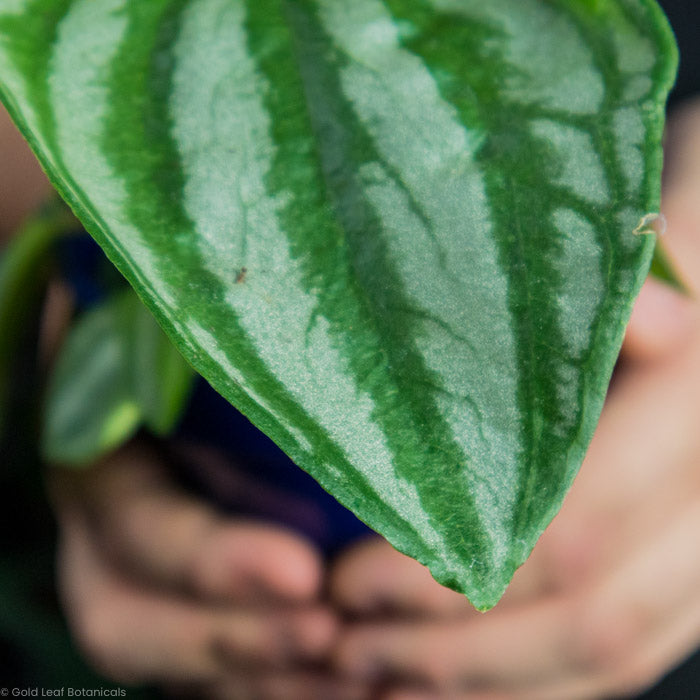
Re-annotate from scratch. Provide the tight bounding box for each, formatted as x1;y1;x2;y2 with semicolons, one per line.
0;0;676;608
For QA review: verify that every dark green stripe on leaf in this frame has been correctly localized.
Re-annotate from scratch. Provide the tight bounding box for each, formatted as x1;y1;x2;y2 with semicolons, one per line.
245;0;496;594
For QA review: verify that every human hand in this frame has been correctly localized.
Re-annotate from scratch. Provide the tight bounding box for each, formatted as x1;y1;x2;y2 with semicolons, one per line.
327;102;700;700
50;441;367;700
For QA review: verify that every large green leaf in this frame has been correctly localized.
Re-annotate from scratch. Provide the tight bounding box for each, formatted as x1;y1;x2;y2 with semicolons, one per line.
0;0;677;609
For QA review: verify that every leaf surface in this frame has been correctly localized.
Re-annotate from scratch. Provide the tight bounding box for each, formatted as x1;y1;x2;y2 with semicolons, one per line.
0;0;677;608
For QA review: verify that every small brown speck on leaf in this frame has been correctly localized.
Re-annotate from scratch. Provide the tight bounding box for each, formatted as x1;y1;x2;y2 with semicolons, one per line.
235;266;247;283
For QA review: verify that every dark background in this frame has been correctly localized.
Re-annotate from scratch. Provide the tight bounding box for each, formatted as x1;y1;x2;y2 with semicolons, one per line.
661;0;699;108
0;1;699;697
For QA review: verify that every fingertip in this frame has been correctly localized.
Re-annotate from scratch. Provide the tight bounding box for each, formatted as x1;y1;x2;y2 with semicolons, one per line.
252;525;325;600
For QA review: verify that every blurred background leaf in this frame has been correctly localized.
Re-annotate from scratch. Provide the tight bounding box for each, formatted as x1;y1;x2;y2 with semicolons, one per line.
42;287;195;467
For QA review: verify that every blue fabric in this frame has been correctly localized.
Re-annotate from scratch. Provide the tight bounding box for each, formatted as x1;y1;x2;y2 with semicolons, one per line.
175;378;372;556
57;235;118;310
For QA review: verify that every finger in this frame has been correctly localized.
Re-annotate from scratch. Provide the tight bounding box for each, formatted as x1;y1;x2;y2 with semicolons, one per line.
51;441;324;602
333;500;700;693
419;592;700;700
621;276;699;363
56;505;338;685
205;672;369;700
331;537;475;618
334;599;568;691
496;601;700;700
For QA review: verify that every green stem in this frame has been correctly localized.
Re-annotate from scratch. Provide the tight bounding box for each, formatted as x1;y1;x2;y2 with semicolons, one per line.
0;199;78;435
649;239;691;295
